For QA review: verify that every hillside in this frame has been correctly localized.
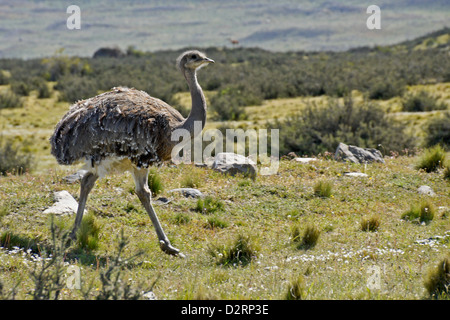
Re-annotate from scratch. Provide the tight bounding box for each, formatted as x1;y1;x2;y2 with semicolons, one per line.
0;0;449;58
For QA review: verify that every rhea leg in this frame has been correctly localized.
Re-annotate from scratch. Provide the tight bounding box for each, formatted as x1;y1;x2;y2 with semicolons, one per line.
132;167;184;257
69;172;98;240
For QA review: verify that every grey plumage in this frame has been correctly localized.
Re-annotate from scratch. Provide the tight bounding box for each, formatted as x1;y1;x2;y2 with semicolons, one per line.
50;87;183;168
50;50;214;257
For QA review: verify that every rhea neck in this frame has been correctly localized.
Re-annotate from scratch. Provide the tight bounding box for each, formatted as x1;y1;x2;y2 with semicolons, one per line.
177;67;207;136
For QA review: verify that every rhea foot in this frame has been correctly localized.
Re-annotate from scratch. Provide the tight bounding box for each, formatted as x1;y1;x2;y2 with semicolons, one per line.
159;240;186;258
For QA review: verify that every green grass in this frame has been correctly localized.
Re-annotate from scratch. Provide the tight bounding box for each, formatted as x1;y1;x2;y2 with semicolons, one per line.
401;201;436;225
0;152;449;299
313;180;333;198
415;145;446;173
195;196;224;214
0;79;449;300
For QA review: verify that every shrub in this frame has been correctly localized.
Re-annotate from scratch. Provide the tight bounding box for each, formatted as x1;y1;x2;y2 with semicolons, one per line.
10;81;30;96
0;137;34;175
0;90;23;109
401;201;435;225
425;113;450;149
147;169;164;196
195;196;224;214
360;215;381;232
424;255;450;299
402;90;447;112
55;75;99;102
368;79;405;100
268;96;414;156
209;86;254;121
313;180;333;198
415;145;446;172
210;234;259;267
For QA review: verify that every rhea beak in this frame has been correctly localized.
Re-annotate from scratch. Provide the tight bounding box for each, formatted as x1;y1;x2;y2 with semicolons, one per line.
204;57;215;64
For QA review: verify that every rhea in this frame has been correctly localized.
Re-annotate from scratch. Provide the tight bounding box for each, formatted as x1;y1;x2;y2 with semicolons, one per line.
50;50;214;257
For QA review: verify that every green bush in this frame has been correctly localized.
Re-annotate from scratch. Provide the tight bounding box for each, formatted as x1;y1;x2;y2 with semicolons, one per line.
0;90;23;109
0;137;34;175
268;96;414;156
209;86;256;121
425;113;450;149
415;145;446;172
368;79;405;100
402;90;447;112
10;81;30;96
55;76;99;102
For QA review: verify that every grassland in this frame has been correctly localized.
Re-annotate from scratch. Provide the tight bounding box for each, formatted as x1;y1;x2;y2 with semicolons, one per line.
0;81;449;300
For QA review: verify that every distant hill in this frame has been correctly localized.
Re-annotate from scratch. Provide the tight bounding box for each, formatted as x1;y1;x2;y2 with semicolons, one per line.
0;0;448;58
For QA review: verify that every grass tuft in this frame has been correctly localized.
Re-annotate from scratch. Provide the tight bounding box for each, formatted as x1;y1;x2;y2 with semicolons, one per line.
76;212;101;251
284;275;307;300
148;169;164;195
360;215;381;232
292;224;321;250
313;180;333;198
195;196;224;214
205;216;229;229
401;200;435;225
210;234;259;267
424;255;450;299
415;145;446;173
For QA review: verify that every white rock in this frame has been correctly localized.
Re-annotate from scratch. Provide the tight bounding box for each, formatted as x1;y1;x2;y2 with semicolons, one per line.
344;172;368;177
417;185;435;196
43;191;82;215
211;152;257;179
293;157;317;163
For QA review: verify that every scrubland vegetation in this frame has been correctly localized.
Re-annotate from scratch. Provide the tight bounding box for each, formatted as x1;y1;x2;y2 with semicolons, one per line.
0;28;449;300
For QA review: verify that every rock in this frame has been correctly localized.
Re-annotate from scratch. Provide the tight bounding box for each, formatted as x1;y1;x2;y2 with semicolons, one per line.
211;152;257;179
43;191;82;216
168;188;203;198
334;143;384;164
63;170;88;184
293;157;317;164
344;172;368;177
417;185;435;196
154;197;171;205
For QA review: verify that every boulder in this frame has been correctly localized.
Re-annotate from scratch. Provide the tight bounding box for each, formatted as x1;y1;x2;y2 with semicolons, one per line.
211;152;257;179
168;188;203;198
43;191;82;215
334;143;384;164
344;172;368;177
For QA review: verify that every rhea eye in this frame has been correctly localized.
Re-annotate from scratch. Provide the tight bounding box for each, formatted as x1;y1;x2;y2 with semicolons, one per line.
191;54;197;60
